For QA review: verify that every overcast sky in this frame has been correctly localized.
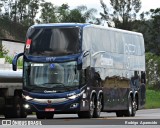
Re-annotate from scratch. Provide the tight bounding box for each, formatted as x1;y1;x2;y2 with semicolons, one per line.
46;0;160;14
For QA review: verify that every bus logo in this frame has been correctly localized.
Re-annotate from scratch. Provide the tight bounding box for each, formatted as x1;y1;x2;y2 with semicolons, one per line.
50;64;55;69
47;100;52;104
46;57;56;62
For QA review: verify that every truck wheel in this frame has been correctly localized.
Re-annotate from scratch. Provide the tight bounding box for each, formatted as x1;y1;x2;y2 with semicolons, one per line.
4;108;13;118
93;95;103;118
36;112;45;119
20;108;27;118
13;97;24;118
4;97;21;118
78;95;96;118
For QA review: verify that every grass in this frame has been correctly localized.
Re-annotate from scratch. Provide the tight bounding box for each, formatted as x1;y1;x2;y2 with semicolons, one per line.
145;89;160;109
5;56;23;69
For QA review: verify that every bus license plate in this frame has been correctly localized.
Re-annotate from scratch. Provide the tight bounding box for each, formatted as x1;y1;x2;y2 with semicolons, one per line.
45;108;55;112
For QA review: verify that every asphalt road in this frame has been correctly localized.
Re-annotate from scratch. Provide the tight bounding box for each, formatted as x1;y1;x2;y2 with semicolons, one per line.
0;109;160;127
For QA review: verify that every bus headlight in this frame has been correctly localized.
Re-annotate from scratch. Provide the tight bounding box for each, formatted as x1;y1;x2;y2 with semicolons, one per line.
23;95;33;100
68;95;77;100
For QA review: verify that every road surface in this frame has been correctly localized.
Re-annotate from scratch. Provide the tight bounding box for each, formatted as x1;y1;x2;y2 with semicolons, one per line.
0;109;160;126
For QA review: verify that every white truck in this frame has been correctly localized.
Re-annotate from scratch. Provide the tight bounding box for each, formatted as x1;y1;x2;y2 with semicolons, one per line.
0;70;27;118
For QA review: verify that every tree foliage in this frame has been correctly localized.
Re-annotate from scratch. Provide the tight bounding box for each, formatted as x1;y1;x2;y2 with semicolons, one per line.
146;52;160;89
149;8;160;54
100;0;141;30
40;2;57;23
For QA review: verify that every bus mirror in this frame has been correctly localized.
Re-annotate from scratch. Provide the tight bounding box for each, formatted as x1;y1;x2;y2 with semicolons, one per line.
12;53;24;71
83;51;89;57
77;51;90;70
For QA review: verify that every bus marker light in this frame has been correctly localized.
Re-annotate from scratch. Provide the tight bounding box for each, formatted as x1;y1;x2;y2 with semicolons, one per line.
70;103;78;109
26;39;32;49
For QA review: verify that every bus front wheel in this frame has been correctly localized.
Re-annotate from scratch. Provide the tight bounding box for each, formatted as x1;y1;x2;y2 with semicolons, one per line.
78;95;96;118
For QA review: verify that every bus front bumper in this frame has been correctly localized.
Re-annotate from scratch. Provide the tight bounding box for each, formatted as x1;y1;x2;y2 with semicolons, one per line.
24;97;81;113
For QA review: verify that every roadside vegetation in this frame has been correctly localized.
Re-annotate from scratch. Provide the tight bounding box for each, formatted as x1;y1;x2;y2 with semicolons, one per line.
5;56;23;69
0;45;23;68
145;89;160;109
144;53;160;109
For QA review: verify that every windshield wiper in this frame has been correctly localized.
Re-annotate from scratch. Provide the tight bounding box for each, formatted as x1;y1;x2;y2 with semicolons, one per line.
40;83;72;92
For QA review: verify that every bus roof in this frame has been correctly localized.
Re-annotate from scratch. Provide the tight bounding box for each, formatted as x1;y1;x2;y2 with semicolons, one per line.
31;23;142;36
31;23;91;28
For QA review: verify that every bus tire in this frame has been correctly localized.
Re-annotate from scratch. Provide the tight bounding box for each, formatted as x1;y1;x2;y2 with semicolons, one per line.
78;95;96;118
93;95;103;118
124;96;136;117
131;99;137;117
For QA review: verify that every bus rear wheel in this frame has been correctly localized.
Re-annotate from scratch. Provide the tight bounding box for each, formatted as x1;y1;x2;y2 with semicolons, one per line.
93;95;103;118
124;96;136;117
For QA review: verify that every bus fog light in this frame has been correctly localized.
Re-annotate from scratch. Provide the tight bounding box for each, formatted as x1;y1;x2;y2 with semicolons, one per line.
70;103;79;109
24;104;30;109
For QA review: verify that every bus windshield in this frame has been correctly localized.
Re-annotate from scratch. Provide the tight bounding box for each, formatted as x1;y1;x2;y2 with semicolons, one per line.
24;61;80;92
25;27;81;56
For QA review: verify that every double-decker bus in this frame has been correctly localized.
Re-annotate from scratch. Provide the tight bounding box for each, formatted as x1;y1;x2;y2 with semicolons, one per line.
13;23;145;119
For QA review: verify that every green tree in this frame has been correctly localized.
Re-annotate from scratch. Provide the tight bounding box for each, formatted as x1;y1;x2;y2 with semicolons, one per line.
11;0;30;23
40;2;57;23
0;0;13;17
57;4;70;22
61;9;85;23
146;52;160;90
76;5;97;23
27;0;40;26
0;45;8;58
149;8;160;54
100;0;141;30
57;4;97;23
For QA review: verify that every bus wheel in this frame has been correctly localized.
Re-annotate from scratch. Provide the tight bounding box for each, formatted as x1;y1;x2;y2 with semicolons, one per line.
36;112;45;119
131;100;137;117
78;95;96;118
93;95;103;118
124;96;136;117
89;95;96;118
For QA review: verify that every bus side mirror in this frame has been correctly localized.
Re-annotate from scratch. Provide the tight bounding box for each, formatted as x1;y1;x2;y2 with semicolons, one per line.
77;51;90;70
12;53;24;71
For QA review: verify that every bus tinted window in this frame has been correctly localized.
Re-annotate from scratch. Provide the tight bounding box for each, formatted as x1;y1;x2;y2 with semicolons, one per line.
26;27;81;56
